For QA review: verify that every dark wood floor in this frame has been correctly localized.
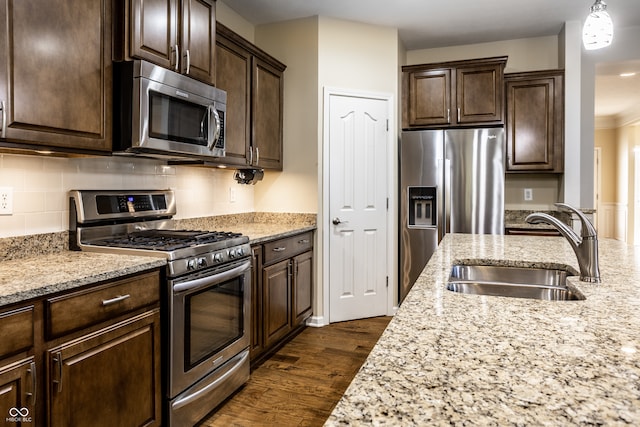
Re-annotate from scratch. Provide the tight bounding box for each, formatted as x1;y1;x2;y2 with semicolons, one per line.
201;316;392;427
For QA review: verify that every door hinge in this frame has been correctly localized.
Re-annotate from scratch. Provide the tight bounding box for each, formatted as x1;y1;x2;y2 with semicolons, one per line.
386;197;389;210
386;119;389;131
386;276;389;287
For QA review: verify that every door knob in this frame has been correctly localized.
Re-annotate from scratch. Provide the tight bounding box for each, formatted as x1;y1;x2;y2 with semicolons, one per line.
332;217;348;225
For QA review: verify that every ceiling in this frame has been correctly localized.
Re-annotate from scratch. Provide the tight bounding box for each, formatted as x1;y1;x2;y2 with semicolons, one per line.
222;0;640;121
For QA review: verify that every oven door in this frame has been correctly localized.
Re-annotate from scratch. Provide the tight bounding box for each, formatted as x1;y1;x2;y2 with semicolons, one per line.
136;75;225;158
168;258;250;398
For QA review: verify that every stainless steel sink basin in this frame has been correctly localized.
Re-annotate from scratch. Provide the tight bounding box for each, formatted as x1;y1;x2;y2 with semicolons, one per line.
447;264;585;301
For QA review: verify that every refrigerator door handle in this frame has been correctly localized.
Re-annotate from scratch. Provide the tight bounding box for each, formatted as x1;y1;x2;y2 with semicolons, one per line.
444;158;451;234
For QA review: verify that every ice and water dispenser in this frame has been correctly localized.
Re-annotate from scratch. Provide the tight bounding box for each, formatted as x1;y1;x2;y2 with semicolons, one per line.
408;186;437;228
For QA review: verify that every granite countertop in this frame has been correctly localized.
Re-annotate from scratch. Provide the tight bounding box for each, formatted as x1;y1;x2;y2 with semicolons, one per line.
326;233;640;426
0;252;166;307
0;219;316;308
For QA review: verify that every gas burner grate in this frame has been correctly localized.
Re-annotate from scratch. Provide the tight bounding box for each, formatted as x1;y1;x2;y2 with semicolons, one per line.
91;230;245;251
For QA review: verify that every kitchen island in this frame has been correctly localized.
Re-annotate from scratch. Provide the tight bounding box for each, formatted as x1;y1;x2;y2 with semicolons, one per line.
326;233;640;425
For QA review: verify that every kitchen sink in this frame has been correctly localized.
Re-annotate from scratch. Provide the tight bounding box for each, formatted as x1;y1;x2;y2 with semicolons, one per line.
447;264;585;301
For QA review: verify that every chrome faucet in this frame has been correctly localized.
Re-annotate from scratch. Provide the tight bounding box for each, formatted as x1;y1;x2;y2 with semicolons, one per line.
525;203;601;283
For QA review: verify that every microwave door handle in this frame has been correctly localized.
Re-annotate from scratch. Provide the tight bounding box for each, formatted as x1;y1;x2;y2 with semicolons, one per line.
208;105;221;150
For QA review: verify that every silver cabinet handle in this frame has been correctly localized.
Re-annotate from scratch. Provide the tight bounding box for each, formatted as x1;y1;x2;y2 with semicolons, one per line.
53;351;63;393
272;247;286;252
249;146;253;165
186;49;190;75
255;147;260;165
101;294;130;306
447;108;450;123
0;100;5;137
457;107;461;123
298;239;310;244
332;217;348;225
174;45;180;71
27;361;36;405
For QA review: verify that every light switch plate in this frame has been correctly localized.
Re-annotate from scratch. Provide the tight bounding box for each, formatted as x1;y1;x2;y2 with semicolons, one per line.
524;188;533;201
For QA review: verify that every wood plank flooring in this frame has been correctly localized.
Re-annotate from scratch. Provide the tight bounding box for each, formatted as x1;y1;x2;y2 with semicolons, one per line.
201;316;392;427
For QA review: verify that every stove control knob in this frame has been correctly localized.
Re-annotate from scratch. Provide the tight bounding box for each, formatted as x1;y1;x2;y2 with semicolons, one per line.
187;258;197;270
198;257;207;268
214;253;224;263
229;249;237;258
236;247;245;257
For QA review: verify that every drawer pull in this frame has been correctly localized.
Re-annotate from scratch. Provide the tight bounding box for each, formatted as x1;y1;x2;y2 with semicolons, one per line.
272;247;286;252
298;239;310;244
101;294;131;306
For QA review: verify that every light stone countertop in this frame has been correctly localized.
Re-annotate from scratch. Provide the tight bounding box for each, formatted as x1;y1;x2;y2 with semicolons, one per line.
0;222;315;308
0;252;166;307
326;233;640;426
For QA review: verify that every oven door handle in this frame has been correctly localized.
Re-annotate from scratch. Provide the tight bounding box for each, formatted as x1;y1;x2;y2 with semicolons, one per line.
173;260;251;294
171;350;249;411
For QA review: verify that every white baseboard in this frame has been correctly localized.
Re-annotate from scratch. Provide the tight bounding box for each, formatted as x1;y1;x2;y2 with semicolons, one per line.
305;316;327;327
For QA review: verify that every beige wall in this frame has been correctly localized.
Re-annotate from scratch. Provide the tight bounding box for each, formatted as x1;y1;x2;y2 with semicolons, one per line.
253;18;320;214
216;1;254;42
406;35;559;72
594;128;618;203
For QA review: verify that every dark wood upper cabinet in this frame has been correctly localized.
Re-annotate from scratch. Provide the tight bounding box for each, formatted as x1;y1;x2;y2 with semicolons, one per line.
0;0;112;153
505;70;564;173
115;0;216;86
402;57;506;129
214;24;285;170
215;28;252;167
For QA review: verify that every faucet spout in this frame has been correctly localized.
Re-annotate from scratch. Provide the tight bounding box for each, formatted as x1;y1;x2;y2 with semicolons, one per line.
525;204;601;283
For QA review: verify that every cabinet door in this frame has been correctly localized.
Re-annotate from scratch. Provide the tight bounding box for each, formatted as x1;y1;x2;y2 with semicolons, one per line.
0;0;112;152
129;0;177;70
404;68;452;127
506;72;563;172
263;259;291;348
250;246;264;361
456;63;503;125
180;0;216;85
292;251;313;328
48;310;161;427
215;32;251;166
0;358;36;424
252;57;284;170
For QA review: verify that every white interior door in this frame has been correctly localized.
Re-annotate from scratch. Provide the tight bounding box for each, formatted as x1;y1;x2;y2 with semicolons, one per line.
328;92;389;323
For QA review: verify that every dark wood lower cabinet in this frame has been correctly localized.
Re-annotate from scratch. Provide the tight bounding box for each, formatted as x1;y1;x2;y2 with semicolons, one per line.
47;310;161;427
0;269;162;426
251;231;314;367
263;259;292;349
0;358;35;423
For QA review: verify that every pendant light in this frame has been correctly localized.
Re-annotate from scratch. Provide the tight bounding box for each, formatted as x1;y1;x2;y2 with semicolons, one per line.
582;0;614;50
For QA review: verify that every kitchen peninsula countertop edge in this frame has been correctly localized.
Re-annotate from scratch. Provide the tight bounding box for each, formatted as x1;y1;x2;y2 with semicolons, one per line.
326;233;640;426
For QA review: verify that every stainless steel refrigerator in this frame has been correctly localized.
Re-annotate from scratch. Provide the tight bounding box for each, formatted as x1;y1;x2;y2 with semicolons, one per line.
399;128;505;302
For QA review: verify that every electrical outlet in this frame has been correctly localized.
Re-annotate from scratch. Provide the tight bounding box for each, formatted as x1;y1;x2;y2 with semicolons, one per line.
229;188;237;203
0;187;13;215
524;188;533;201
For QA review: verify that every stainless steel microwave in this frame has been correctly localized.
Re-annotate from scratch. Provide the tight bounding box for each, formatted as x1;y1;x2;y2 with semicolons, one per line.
113;60;226;160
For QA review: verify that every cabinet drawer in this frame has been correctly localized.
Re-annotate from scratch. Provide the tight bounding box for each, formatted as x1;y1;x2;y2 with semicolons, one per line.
46;271;160;338
263;232;313;265
0;306;34;358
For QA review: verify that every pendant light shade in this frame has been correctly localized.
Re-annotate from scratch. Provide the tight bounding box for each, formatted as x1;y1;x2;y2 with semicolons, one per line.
582;0;613;50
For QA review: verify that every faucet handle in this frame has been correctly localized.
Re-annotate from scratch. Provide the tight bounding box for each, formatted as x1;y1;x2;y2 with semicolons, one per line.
554;203;597;238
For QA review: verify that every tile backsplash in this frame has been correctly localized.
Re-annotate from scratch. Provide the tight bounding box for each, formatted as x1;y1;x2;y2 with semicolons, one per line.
0;154;255;238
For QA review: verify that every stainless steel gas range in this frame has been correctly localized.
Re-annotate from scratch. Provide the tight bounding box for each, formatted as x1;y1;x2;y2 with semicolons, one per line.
69;189;250;426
